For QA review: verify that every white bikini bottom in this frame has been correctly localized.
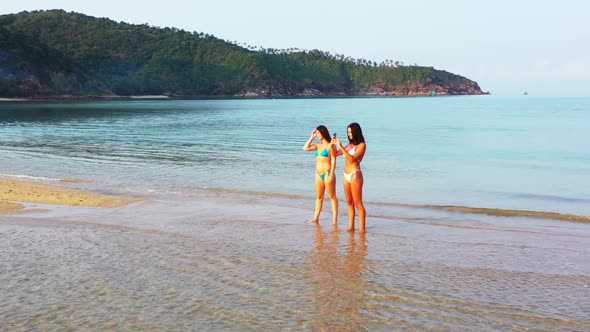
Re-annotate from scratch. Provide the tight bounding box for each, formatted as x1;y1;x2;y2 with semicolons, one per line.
343;169;361;183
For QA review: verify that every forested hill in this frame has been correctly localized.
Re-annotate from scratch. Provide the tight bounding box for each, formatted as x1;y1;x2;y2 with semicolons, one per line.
0;10;488;98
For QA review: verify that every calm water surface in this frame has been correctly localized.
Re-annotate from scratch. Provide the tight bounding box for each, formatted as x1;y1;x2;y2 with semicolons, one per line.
1;96;590;214
1;97;589;330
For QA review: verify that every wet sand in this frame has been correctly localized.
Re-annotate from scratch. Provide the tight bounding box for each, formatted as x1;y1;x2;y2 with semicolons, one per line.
0;181;589;331
0;201;25;214
0;179;140;213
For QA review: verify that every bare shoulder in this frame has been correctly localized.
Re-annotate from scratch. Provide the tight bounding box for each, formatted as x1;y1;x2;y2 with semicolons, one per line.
357;142;367;152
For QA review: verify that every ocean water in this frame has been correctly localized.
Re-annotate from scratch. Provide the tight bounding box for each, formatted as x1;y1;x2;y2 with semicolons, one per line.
1;96;590;331
1;96;589;215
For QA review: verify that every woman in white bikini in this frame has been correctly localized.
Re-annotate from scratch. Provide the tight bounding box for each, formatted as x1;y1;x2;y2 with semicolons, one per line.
334;122;366;233
303;125;338;225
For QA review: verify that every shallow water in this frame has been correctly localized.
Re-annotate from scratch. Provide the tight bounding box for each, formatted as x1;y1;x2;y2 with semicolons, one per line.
1;97;590;330
1;191;589;331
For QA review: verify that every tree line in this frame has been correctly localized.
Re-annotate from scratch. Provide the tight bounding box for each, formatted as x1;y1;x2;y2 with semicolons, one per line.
0;10;482;97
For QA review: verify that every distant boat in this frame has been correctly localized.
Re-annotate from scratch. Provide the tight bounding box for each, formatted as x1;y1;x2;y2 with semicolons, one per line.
523;92;528;95
429;90;438;96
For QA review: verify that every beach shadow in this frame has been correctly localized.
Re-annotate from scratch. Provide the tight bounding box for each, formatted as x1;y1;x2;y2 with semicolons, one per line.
306;223;369;330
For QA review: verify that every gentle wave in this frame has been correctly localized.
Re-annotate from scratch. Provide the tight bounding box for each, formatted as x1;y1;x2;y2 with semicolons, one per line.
508;192;590;204
200;186;590;223
203;186;308;199
0;173;92;184
371;201;590;223
0;173;62;182
427;205;590;223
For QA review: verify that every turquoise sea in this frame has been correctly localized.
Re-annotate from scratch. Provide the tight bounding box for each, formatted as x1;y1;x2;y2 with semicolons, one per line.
1;96;589;215
1;96;589;331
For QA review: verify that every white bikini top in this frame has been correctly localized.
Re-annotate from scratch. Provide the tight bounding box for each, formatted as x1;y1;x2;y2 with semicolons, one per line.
348;146;356;156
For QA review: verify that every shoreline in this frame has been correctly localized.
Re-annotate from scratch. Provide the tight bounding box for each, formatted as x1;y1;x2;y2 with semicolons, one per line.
0;178;141;214
0;95;171;102
1;175;588;223
0;93;489;103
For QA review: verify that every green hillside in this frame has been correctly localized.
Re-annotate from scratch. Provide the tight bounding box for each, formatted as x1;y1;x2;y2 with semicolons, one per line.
0;10;487;98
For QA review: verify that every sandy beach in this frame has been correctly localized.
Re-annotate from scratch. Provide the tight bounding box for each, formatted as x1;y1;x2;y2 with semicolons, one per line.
0;178;140;213
0;201;25;214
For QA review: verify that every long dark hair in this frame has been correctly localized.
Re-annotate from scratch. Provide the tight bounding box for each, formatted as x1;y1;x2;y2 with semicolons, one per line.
316;125;331;143
347;122;365;145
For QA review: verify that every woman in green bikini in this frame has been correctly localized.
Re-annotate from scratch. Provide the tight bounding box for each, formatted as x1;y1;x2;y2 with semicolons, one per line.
303;125;338;225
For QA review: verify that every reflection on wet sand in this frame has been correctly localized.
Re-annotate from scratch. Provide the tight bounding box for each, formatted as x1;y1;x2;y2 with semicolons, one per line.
1;194;589;331
307;224;369;330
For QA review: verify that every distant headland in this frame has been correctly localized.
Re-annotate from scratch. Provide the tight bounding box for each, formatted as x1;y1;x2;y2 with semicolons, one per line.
0;10;489;99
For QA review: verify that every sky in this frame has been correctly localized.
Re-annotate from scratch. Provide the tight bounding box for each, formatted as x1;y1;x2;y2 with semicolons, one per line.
2;0;589;97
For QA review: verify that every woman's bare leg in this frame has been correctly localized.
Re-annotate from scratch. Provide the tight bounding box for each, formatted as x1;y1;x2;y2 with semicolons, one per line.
343;177;355;231
309;175;325;223
326;176;338;225
351;171;366;233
